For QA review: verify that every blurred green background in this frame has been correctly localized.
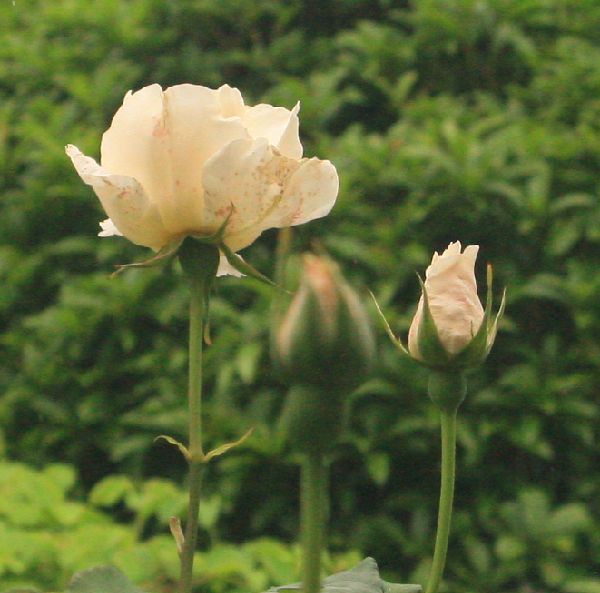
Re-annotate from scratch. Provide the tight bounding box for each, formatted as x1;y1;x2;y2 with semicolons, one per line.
1;0;599;591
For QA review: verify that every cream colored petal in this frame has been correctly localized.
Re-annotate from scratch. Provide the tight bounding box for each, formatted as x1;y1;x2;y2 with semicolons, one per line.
201;137;293;251
101;84;171;212
156;84;250;234
216;253;244;277
429;294;484;354
99;218;123;237
243;102;303;159
407;298;424;360
66;144;170;249
202;138;337;252
101;84;250;237
424;242;484;354
261;157;338;229
217;84;246;117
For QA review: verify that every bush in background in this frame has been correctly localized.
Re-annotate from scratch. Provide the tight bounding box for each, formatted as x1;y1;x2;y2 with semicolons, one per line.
0;1;599;591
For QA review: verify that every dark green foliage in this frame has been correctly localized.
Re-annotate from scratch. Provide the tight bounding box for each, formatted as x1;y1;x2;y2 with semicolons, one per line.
1;0;599;591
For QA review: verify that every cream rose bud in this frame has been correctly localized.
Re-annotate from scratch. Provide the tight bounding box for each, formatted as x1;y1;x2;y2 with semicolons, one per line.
66;84;338;275
408;242;485;362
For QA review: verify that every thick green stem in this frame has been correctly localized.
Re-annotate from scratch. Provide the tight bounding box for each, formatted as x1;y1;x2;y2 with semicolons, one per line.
179;274;206;593
426;409;457;593
301;450;326;593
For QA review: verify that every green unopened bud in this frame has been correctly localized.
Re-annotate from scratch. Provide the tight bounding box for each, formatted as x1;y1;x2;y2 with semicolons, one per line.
275;255;375;394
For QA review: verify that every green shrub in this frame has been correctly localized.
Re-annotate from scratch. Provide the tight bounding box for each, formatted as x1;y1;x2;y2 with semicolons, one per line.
1;0;599;591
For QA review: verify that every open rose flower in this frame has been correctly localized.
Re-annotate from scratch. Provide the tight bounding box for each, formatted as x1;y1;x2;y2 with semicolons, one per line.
405;241;504;369
66;84;338;275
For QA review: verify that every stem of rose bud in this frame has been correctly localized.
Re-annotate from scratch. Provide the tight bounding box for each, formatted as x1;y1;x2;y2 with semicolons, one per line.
425;408;458;593
179;273;206;593
301;449;325;593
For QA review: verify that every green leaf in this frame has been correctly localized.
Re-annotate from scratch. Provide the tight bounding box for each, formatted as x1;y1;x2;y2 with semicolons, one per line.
264;557;421;593
154;435;190;460
65;565;145;593
203;427;254;462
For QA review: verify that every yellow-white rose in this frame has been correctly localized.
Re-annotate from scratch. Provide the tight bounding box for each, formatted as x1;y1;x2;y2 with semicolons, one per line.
66;84;338;275
408;242;484;360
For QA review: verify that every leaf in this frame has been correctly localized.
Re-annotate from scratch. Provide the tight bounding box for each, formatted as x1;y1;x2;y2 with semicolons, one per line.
203;427;254;462
65;565;145;593
154;435;190;460
264;557;421;593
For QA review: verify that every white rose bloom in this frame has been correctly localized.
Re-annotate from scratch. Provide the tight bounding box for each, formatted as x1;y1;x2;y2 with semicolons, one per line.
408;242;484;359
66;84;338;275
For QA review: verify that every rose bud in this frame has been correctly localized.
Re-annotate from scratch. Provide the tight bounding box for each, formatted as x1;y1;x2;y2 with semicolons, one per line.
275;255;375;452
276;255;375;393
407;241;504;371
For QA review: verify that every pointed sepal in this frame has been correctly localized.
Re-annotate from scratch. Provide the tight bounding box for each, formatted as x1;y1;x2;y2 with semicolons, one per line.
369;290;410;356
416;276;451;367
451;263;506;370
220;242;283;290
111;241;182;277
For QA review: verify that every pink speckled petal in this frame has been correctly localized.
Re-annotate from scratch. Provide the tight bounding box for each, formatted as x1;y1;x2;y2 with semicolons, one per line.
202;137;337;252
66;144;170;249
243;102;302;159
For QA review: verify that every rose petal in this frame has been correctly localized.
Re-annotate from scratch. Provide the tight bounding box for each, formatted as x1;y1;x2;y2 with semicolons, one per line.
243;102;303;159
261;156;339;229
201;137;294;250
202;137;338;252
66;144;170;249
99;218;123;237
101;84;249;236
216;253;244;277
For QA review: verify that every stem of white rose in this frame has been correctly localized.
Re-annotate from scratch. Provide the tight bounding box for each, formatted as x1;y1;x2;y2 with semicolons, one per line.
179;272;206;593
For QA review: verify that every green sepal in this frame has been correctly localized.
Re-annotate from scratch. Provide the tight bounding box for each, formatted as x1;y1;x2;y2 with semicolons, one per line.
417;276;451;366
487;284;507;355
203;427;254;462
220;242;283;290
264;557;421;593
65;565;145;593
451;264;505;369
154;435;190;461
111;241;182;277
370;290;409;357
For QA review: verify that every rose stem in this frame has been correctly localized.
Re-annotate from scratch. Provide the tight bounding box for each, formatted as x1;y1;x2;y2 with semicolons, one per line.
179;271;206;593
426;408;458;593
301;449;326;593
